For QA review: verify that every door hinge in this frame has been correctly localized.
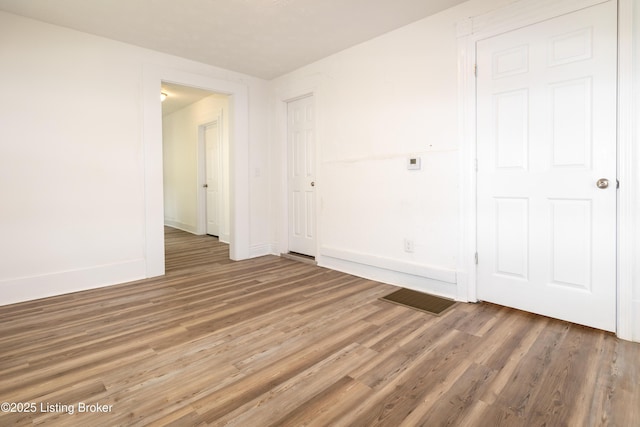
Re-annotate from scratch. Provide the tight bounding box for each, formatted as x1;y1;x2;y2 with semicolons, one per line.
617;179;620;189
475;252;478;265
474;64;477;77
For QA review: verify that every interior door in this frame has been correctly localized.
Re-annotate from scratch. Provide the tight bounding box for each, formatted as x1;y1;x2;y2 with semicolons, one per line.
476;1;617;331
205;122;221;236
287;95;316;256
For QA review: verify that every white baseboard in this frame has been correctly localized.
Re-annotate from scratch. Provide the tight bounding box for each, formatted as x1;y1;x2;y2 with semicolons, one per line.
164;220;198;234
633;300;640;343
250;243;276;258
0;259;147;306
319;247;458;300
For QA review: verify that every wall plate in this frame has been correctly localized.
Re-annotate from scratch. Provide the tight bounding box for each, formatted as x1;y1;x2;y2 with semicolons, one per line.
407;157;421;170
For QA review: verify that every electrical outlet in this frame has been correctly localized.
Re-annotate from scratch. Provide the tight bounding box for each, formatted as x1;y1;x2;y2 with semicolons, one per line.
404;239;414;253
407;157;421;170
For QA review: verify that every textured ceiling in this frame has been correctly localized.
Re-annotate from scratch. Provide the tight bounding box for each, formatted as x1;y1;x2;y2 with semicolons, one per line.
0;0;468;79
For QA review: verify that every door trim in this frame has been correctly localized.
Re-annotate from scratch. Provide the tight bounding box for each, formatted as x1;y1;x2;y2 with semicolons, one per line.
457;0;636;340
273;75;325;258
616;0;636;341
286;94;317;257
278;91;317;257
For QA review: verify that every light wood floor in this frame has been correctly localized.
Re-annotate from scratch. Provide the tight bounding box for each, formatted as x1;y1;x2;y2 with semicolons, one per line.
1;227;638;426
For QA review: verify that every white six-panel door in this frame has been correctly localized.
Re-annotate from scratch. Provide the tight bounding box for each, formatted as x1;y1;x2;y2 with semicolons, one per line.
287;95;316;256
476;1;617;331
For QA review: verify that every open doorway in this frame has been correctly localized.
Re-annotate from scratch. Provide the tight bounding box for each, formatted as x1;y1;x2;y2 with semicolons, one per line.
161;82;230;246
143;68;250;277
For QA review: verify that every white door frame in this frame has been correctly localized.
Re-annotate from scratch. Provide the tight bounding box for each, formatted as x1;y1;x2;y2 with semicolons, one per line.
143;67;250;275
457;0;637;340
273;76;325;257
286;94;317;256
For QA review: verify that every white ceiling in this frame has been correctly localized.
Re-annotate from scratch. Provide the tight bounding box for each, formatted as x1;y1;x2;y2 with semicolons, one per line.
0;0;468;80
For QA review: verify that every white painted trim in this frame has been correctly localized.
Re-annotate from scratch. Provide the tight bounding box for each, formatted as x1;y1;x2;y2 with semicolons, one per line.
0;259;146;306
250;243;276;258
634;301;640;341
457;0;635;340
142;68;166;277
321;246;457;285
164;220;198;234
143;67;250;277
321;254;457;300
457;24;478;303
616;0;636;341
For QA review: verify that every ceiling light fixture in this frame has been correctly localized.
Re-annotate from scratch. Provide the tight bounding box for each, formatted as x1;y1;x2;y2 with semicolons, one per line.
160;92;168;102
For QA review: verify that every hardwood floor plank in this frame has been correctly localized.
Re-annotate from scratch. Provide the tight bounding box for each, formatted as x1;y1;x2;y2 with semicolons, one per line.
216;343;378;427
525;324;604;425
585;336;640;426
268;375;372;427
342;329;481;427
397;309;540;426
403;362;496;427
0;227;638;426
348;311;461;390
475;320;572;424
192;321;380;423
475;315;549;407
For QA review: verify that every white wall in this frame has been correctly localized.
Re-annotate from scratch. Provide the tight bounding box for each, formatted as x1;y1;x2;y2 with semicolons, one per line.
0;11;270;305
163;93;230;239
270;0;512;298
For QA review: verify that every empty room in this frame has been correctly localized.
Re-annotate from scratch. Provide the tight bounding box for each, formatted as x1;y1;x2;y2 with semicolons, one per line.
0;0;639;425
